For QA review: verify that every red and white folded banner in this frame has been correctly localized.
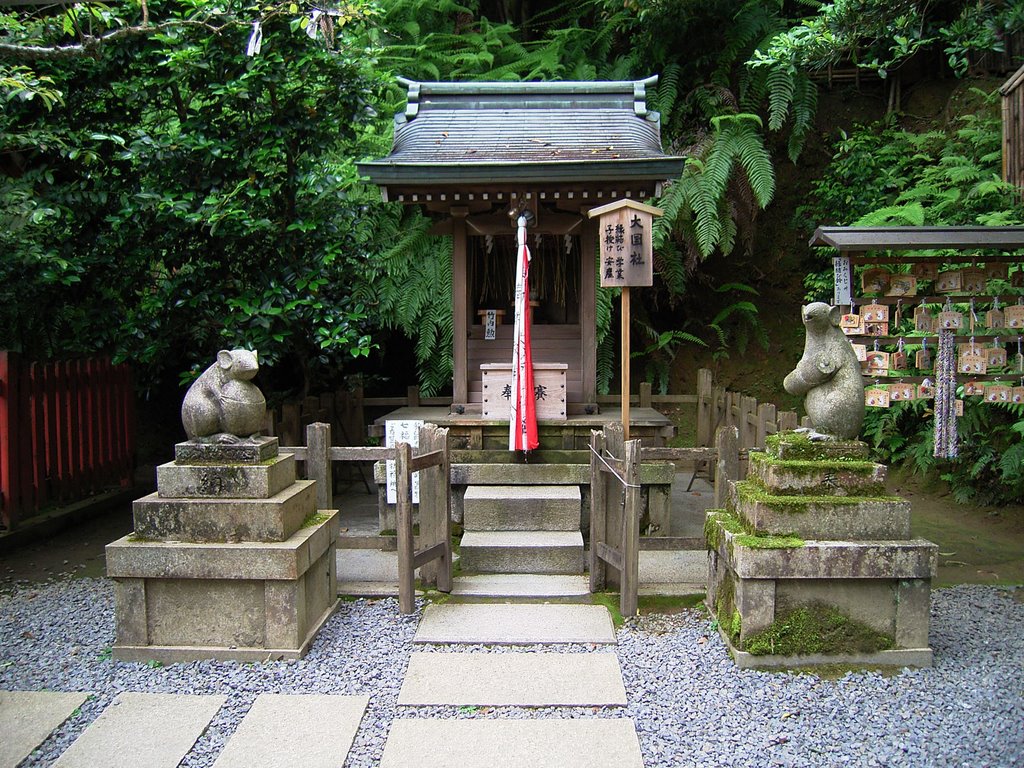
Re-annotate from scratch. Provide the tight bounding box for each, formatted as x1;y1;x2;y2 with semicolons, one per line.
510;215;539;452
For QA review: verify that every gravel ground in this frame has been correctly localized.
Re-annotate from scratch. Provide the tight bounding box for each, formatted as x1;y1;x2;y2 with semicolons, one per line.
0;580;1021;768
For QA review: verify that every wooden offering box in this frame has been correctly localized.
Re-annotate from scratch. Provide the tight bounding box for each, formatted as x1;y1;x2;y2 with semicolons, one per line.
480;363;568;420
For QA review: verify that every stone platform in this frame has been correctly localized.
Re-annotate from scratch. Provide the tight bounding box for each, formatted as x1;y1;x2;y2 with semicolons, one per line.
706;432;937;669
108;438;339;662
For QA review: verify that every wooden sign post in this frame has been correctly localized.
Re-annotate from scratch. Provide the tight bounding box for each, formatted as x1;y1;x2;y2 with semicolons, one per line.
588;199;663;440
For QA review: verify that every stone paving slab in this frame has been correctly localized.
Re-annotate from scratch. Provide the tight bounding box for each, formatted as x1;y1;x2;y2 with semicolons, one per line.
0;690;89;768
380;718;644;767
52;692;225;768
398;652;626;706
212;694;369;768
414;604;616;644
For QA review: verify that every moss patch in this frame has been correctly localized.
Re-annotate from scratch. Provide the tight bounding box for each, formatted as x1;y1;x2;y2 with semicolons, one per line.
744;603;895;657
765;432;868;462
736;479;901;512
301;511;332;528
749;451;879;476
639;594;705;615
705;508;804;550
591;591;625;627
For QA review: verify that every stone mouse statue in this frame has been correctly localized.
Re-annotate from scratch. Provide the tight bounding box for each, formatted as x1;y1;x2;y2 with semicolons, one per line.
181;349;266;442
783;302;865;440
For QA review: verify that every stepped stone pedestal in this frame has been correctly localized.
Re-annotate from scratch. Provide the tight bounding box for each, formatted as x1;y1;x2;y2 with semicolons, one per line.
706;432;937;669
107;437;339;662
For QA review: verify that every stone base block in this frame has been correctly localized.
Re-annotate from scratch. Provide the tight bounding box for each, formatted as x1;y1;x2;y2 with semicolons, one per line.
132;480;315;543
748;452;886;497
108;512;338;662
730;481;911;540
765;434;869;462
711;620;933;670
459;531;584;574
156;454;296;499
174;436;279;465
706;533;934;667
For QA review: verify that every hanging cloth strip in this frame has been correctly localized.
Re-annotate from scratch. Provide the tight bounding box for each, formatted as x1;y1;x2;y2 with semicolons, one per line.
509;215;539;452
934;327;958;459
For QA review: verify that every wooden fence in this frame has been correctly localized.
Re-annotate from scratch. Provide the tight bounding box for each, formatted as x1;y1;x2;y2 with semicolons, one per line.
286;422;451;614
590;422;739;617
0;351;135;531
695;368;801;475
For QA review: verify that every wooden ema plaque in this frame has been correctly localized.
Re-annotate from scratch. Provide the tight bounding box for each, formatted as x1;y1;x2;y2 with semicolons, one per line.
964;380;985;396
985;263;1009;280
915;348;932;370
984;385;1011;403
590;200;660;288
480;363;567;421
935;270;962;293
1006;305;1024;329
914;305;934;333
864;351;890;375
938;310;964;330
961;267;986;293
917;383;935;399
987;346;1007;368
986;308;1005;329
865;386;890;407
912;262;938;281
888;383;915;402
1012;387;1024;404
886;275;917;297
861;303;889;323
861;268;889;294
959;350;987;375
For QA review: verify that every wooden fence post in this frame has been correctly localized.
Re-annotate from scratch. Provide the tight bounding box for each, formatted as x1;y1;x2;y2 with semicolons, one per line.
713;425;739;508
407;385;421;408
589;429;607;592
395;442;415;614
620;438;641;618
756;402;776;450
639;381;652;409
306;422;333;512
696;368;713;448
778;411;799;433
417;424;451;590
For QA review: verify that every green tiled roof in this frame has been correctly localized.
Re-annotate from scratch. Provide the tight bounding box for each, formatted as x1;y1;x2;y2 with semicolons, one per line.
358;77;685;187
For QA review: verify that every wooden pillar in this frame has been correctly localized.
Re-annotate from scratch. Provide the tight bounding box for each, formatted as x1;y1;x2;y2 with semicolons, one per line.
580;217;597;407
452;208;469;408
396;442;415;614
306;422;333;512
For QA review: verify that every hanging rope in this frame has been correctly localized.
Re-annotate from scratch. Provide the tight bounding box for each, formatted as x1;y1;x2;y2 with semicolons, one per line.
934;327;958;459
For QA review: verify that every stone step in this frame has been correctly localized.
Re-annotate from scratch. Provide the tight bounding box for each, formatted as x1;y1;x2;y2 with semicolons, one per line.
52;692;225;768
729;480;911;541
451;573;590;600
211;694;368;768
398;652;626;706
459;531;584;574
748;451;887;497
380;718;643;767
132;480;316;543
414;603;616;644
0;691;89;768
463;485;581;531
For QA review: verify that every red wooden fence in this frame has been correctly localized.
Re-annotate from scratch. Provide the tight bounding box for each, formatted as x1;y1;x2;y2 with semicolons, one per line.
0;351;136;531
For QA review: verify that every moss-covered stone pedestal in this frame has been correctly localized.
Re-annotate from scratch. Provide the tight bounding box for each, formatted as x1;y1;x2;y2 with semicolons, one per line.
106;437;339;663
706;432;937;669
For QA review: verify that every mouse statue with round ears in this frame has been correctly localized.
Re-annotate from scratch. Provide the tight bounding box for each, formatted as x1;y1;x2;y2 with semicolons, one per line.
181;349;267;443
783;302;865;440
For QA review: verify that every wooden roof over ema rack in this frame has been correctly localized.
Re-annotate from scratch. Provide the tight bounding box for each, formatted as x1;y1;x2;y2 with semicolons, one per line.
358;76;685;209
810;226;1024;251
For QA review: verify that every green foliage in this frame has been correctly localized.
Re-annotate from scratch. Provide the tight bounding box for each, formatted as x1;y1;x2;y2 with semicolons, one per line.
744;603;895;656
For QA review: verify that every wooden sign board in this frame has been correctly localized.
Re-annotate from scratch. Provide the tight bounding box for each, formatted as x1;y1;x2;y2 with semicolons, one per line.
987;347;1007;368
916;348;932;370
961;267;986;293
986;308;1005;329
886;275;917;297
589;199;661;288
985;263;1009;281
985;385;1011;403
1006;305;1024;328
964;379;985;396
861;268;889;294
936;270;962;293
911;262;938;281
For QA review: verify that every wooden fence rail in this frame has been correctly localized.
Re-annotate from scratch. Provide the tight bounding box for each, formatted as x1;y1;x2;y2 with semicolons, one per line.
695;368;801;475
287;422;451;614
0;351;135;531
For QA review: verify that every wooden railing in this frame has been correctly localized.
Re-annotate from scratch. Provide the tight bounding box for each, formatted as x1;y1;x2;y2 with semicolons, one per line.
285;422;451;614
695;368;801;475
590;422;739;617
0;351;135;531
